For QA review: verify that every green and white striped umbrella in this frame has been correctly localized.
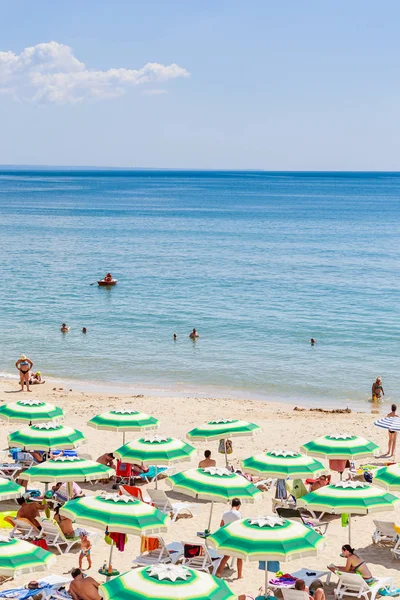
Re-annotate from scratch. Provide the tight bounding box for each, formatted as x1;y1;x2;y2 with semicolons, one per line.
19;456;114;483
374;463;400;491
241;450;326;479
0;536;56;576
301;434;379;459
208;516;324;560
115;435;196;466
297;481;400;544
61;493;169;535
297;481;400;515
0;400;63;423
88;410;159;443
167;467;262;503
187;419;260;441
208;516;324;591
8;423;85;451
99;564;235;600
0;477;24;501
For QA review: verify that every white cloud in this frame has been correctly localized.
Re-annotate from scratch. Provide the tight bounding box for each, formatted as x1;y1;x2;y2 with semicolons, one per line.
0;41;189;104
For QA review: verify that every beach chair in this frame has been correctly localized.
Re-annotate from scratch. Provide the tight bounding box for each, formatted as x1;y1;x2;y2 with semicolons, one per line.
37;519;81;554
181;541;223;574
147;489;199;522
392;537;400;559
133;465;169;484
10;517;41;539
0;462;24;481
334;572;393;600
372;520;399;545
132;535;183;567
119;484;152;504
282;590;309;600
276;508;329;535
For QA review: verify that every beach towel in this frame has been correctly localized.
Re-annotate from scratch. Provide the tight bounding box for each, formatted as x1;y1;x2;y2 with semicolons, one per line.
140;536;160;553
275;478;288;500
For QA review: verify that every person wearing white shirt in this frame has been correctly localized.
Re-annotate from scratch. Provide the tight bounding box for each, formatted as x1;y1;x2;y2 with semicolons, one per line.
216;498;243;579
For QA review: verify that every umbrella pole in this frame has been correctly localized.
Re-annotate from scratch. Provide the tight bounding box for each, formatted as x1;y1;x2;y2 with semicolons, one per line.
67;481;73;500
264;563;269;596
207;501;214;532
348;513;352;546
106;540;114;581
154;466;158;490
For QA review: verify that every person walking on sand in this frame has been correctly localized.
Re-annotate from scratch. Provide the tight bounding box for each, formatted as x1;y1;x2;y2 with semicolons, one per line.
385;403;399;457
15;355;33;392
79;531;92;571
372;377;384;401
216;498;243;579
189;328;199;339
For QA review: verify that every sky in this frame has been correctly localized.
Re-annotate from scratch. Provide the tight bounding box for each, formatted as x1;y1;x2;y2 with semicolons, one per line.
1;0;400;170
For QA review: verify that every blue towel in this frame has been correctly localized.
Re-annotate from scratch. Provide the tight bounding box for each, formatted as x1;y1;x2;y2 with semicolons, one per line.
258;561;280;572
0;584;52;599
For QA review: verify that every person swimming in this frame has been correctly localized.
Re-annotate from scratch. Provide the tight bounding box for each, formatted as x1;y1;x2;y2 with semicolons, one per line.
61;323;70;332
82;327;87;334
310;338;316;345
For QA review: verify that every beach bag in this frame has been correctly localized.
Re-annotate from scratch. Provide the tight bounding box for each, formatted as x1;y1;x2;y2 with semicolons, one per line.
184;543;202;558
218;439;233;454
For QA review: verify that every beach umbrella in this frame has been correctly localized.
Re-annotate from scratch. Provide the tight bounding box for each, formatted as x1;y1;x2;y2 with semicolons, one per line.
0;400;63;424
241;450;326;479
0;477;24;501
0;536;56;576
208;516;324;592
88;409;159;443
301;434;379;460
115;435;196;488
61;493;169;579
19;456;114;483
297;481;400;544
187;419;260;466
8;423;85;451
99;564;235;600
167;466;262;530
373;463;400;492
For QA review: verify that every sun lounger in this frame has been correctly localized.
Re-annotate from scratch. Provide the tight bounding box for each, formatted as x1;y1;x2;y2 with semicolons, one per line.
276;507;329;535
10;517;41;539
147;489;199;522
392;537;400;559
133;535;183;567
0;575;71;599
0;463;24;481
334;572;393;600
181;540;223;574
372;520;399;545
119;484;152;503
282;590;309;600
37;519;81;554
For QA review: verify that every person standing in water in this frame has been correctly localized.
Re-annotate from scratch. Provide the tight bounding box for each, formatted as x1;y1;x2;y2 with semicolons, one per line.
61;323;70;333
15;355;33;392
372;377;384;401
189;328;199;339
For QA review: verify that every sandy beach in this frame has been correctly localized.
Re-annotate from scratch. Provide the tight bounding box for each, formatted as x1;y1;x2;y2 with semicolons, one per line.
0;378;398;597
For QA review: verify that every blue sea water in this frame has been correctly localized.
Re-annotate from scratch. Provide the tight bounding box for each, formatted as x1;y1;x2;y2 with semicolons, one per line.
1;169;399;409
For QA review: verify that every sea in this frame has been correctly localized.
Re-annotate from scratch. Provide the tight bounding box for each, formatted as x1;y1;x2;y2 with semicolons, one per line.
1;169;399;411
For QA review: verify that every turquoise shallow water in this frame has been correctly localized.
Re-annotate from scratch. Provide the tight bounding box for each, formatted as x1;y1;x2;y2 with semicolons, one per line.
1;169;400;409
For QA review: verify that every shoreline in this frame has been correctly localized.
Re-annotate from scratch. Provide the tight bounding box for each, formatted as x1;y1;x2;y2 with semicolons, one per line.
0;371;390;416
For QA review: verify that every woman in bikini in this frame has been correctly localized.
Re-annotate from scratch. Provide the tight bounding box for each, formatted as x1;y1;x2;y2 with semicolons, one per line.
54;504;76;538
329;544;374;583
386;403;399;457
15;355;33;392
372;377;384;401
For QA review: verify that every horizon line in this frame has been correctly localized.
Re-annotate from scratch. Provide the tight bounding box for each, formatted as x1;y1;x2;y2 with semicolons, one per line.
1;165;400;173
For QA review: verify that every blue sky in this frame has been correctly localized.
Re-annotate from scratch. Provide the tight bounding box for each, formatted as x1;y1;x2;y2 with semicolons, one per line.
1;1;399;169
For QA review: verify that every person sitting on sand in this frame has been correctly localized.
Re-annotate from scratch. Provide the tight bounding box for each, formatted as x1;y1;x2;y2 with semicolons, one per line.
15;355;33;392
372;377;384;400
328;544;374;583
385;403;399;457
189;328;199;339
198;450;216;468
16;497;47;530
69;568;100;600
96;452;116;469
60;323;70;333
295;579;325;600
29;371;45;385
54;504;76;538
